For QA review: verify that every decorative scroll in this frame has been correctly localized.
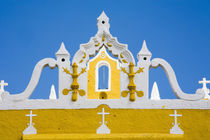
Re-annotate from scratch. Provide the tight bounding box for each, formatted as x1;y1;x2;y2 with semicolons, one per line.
2;58;57;101
73;32;135;67
150;58;205;100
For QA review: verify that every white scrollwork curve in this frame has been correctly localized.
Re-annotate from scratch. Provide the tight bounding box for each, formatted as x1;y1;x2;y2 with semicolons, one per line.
73;32;135;67
150;58;205;101
2;58;57;101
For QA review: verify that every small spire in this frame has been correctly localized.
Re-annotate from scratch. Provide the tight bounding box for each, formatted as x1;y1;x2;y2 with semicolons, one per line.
97;11;110;34
49;84;57;100
150;81;160;100
138;40;152;56
55;42;70;57
97;11;109;21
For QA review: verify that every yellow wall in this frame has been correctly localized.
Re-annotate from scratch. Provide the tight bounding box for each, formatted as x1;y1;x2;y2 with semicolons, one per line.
0;105;209;140
87;50;120;99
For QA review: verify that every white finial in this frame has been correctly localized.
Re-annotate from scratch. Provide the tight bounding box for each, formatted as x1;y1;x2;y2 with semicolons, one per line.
97;11;110;34
150;81;160;100
0;80;8;92
169;110;184;134
23;110;37;135
199;77;210;99
138;40;152;56
55;42;70;57
97;108;110;134
49;84;57;100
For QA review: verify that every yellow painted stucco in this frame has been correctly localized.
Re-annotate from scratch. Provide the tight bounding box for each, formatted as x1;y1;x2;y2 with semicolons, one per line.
22;133;184;140
87;49;120;99
0;105;209;140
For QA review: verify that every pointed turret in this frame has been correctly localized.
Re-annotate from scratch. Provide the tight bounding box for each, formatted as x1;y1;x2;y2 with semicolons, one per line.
56;42;71;100
136;40;152;100
138;40;152;56
137;40;152;63
98;11;109;21
150;81;160;100
97;11;110;34
49;84;57;100
56;42;70;57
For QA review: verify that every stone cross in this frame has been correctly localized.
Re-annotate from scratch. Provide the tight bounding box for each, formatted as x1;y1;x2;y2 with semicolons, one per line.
0;80;8;92
199;78;210;89
23;110;37;135
98;108;109;125
26;110;37;126
97;108;110;134
169;110;183;134
169;110;182;125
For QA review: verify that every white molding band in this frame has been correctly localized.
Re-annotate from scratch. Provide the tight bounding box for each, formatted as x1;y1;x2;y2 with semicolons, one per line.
0;99;208;110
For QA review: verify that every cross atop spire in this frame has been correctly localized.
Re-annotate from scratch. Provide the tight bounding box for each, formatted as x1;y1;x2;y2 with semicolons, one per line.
97;11;110;34
138;40;152;56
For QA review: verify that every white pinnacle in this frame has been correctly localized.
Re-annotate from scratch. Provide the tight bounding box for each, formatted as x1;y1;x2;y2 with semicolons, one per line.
97;11;109;21
49;84;57;100
138;40;152;56
97;11;110;34
150;81;160;100
55;42;70;57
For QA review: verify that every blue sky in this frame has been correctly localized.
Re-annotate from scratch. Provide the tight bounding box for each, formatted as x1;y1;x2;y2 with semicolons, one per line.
0;0;209;99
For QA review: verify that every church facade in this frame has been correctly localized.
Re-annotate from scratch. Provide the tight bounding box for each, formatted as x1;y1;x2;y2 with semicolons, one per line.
0;12;209;140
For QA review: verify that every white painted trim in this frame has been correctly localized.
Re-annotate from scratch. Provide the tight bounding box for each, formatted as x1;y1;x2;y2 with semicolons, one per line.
0;99;208;110
87;47;120;71
95;60;111;92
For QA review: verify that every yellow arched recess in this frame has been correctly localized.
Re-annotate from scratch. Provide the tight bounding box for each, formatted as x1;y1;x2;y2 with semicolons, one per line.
87;47;120;99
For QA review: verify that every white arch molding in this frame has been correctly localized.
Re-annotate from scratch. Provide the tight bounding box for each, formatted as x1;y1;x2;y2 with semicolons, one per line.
95;61;111;92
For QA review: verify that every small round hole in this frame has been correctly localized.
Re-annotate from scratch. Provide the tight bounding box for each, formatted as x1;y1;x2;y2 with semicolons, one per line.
102;21;105;24
61;58;65;62
99;92;107;99
143;57;147;60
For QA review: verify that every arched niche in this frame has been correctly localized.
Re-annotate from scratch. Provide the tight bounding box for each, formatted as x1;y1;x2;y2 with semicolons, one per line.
97;62;110;91
86;47;121;99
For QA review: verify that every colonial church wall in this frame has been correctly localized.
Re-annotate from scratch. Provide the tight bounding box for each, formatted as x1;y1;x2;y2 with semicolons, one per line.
0;11;209;140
